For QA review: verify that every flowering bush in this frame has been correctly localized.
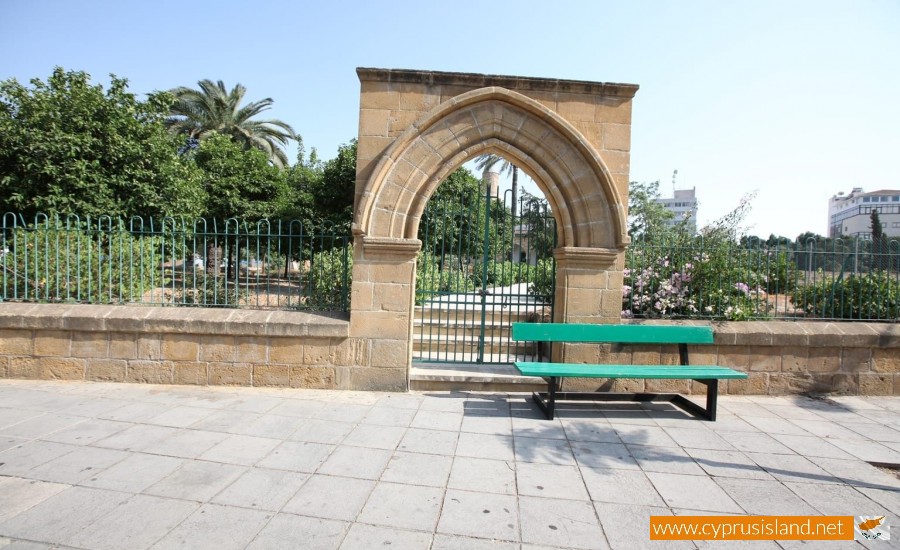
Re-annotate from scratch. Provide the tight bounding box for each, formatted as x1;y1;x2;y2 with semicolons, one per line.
623;247;770;321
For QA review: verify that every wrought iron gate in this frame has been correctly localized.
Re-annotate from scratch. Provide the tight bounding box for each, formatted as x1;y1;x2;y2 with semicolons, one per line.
413;184;555;363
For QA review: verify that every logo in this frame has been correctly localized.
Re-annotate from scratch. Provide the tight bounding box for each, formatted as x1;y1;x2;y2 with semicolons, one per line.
856;516;890;541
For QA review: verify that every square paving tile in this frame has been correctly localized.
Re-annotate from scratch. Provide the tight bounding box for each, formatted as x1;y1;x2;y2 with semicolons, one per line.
211;467;309;511
397;428;458;455
0;441;78;476
714;477;819;516
595;502;691;550
41;419;131;446
436;488;519;541
92;424;182;452
26;446;130;484
288;419;355;444
516;462;590;501
745;452;841;485
615;425;680;448
562;420;620;443
341;424;406;450
246;513;347;550
82;453;185;493
282;474;374;521
511;417;567;440
0;477;68;524
199;434;281;466
381;451;452;487
148;503;271;550
431;533;519;550
785;481;886;516
663;426;735;451
317;445;391;479
628;444;706;476
144;460;246;502
360;406;417;428
519;495;607;549
448;457;517;495
230;414;306;439
460;414;512;436
580;467;666;507
571;441;639;471
685;448;774;480
646;472;743;513
146;406;217;428
515;436;575;465
357;482;444;531
66;494;198;550
455;432;515;461
256;441;334;472
146;429;230;459
0;486;129;544
338;523;432;550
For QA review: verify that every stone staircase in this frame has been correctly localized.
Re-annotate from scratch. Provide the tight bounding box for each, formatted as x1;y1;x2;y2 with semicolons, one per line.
410;302;548;392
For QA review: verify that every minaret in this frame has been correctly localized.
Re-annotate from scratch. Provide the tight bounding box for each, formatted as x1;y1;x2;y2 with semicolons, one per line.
483;170;500;198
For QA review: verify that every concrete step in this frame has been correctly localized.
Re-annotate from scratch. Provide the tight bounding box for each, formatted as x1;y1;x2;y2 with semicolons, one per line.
412;336;537;355
409;361;547;392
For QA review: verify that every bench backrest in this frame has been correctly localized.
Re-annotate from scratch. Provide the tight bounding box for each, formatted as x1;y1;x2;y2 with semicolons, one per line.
511;323;714;344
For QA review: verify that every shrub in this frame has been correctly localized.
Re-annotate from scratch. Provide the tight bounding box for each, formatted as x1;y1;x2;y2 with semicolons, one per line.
305;243;352;310
791;270;900;320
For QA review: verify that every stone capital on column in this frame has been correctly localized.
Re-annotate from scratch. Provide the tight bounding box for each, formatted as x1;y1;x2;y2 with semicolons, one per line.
553;246;621;270
360;237;422;261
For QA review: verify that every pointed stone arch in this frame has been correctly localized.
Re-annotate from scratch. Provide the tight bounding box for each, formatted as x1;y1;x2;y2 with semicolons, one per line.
346;69;638;391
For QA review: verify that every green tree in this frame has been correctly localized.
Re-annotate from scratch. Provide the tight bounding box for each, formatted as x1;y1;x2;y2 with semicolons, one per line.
627;181;675;241
305;140;356;234
191;134;291;221
871;209;887;271
0;68;202;219
166;79;296;168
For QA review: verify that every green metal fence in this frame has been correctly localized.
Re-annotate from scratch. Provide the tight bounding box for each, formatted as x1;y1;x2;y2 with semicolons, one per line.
625;236;900;322
1;213;351;311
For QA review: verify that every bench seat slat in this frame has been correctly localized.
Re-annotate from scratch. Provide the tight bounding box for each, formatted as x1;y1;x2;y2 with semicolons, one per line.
511;323;714;344
514;362;747;380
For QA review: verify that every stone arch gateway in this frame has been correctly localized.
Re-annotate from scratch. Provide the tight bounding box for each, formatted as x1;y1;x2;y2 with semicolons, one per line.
348;68;639;391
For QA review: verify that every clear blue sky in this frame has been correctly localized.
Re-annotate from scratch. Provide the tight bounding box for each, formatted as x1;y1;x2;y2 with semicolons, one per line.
2;0;898;239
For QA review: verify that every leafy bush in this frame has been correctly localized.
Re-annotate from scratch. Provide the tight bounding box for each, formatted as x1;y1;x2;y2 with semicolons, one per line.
2;224;166;304
791;271;900;320
305;243;352;310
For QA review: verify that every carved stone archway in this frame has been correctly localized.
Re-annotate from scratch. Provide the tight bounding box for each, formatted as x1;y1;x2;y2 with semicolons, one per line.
347;68;638;391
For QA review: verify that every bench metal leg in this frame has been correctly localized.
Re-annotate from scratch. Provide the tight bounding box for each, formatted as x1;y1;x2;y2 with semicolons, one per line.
532;378;721;421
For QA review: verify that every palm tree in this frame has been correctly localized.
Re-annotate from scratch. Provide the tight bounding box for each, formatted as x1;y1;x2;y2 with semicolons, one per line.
166;79;296;168
474;154;519;218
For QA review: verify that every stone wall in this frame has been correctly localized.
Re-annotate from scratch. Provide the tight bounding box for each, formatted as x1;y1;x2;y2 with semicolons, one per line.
560;321;900;396
0;303;400;390
1;304;899;396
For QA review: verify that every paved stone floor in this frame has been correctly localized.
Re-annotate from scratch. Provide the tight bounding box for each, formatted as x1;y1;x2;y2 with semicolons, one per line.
1;380;899;549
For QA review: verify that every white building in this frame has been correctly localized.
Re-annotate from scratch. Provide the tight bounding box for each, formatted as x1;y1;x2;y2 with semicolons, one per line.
828;187;900;239
655;187;698;232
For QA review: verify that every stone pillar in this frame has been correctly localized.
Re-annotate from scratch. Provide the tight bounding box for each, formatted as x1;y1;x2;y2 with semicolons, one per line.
552;246;624;363
348;236;421;390
483;170;500;199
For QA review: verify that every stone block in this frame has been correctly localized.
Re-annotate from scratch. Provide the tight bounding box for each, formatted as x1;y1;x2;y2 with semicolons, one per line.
602;123;632;152
373;283;412;312
347;367;406;391
70;332;109;358
388;110;420;138
0;357;6;378
806;347;841;373
729;323;773;346
174;362;208;385
598;344;632;365
370;339;409;368
108;333;136;359
398;88;440;112
599;150;629;175
562;343;600;364
268;339;303;364
351;282;374;311
831;374;859;395
717;346;750;370
209;363;252;386
350;311;410;339
360;82;400;110
725;372;767;395
749;347;782;372
872;348;900;373
0;329;34;355
33;330;70;357
368;262;415;285
358;109;390;137
780;346;809;372
290;366;336;389
685;345;717;366
253;365;290;387
332;339;370;367
631;345;661;366
303;339;332;365
594;98;633;124
86;359;127;382
199;335;235;362
768;322;809;347
235;337;267;363
645;378;691;393
690;380;709;395
859;373;893;395
126;361;174;384
610;378;645;392
137;336;162;360
10;357;85;380
161;335;199;361
657;345;681;365
841;348;872;373
894;375;900;396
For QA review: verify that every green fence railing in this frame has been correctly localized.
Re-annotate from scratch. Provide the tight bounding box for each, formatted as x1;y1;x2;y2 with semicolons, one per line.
625;236;900;322
1;213;351;311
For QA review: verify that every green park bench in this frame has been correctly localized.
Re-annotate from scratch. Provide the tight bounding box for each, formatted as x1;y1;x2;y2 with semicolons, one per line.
511;323;748;421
